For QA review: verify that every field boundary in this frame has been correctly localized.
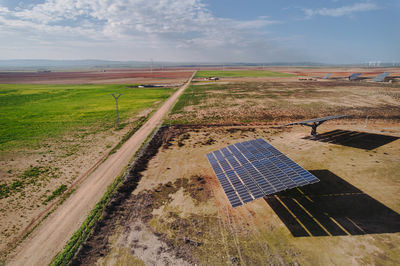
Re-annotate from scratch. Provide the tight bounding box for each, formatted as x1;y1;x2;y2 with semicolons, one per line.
51;73;196;265
51;125;164;265
6;71;196;266
4;114;151;257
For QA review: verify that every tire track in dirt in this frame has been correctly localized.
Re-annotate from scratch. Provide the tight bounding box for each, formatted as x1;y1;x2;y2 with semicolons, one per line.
209;184;231;264
224;207;246;266
7;71;196;266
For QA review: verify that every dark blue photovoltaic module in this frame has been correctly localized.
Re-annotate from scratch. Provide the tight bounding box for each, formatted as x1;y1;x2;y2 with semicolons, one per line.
206;138;319;208
284;115;348;126
373;72;391;82
323;73;331;79
349;73;362;80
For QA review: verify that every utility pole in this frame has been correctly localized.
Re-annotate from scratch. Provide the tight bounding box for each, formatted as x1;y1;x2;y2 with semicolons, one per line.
111;92;122;129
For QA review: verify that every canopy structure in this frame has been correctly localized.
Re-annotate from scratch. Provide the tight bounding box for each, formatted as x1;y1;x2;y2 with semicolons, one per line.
284;115;348;136
322;73;331;79
349;73;362;80
373;72;391;82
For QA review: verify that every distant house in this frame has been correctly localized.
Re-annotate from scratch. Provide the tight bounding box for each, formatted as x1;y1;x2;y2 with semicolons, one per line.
137;84;163;88
204;77;219;81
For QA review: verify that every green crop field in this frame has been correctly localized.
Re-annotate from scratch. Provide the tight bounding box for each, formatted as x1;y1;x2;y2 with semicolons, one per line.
194;70;295;78
0;84;174;151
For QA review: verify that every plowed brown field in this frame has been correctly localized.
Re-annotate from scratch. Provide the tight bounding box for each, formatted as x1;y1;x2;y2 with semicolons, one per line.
0;70;193;84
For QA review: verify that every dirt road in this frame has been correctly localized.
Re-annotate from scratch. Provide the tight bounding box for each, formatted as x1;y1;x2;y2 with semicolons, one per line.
7;71;196;266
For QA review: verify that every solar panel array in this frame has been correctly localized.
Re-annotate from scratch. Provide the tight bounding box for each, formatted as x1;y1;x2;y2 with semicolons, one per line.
373;72;391;82
285;115;347;126
349;73;362;80
206;138;319;207
323;73;331;79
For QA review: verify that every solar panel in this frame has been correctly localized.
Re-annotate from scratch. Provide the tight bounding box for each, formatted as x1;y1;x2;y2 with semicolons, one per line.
206;138;319;208
373;72;391;82
285;115;347;126
323;73;331;79
349;73;362;80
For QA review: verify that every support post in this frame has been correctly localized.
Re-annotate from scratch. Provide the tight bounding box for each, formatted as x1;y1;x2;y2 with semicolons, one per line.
307;121;325;137
311;123;317;137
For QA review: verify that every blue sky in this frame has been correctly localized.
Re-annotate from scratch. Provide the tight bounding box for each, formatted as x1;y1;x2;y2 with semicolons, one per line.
0;0;399;63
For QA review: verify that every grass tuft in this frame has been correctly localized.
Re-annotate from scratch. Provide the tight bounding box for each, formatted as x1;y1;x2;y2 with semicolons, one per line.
0;166;58;199
43;184;67;204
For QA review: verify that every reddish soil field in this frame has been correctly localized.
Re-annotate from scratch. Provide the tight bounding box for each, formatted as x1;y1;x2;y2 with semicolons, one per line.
0;69;194;84
279;67;400;78
2;67;399;84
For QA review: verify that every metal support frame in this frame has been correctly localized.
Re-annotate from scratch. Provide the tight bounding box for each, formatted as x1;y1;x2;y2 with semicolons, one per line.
283;114;348;137
302;121;327;137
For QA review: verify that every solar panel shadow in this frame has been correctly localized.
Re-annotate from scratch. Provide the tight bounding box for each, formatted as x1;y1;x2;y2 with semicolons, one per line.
265;170;400;237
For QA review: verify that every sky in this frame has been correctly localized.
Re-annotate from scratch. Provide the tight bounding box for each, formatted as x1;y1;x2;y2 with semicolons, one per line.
0;0;399;64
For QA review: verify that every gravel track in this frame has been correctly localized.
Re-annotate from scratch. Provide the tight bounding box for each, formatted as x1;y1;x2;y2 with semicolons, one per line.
7;71;196;266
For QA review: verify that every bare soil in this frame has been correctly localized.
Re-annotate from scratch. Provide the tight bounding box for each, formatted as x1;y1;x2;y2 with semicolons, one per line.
68;69;400;265
5;72;196;265
70;121;400;265
3;67;400;265
0;70;193;84
0;112;146;258
169;80;400;126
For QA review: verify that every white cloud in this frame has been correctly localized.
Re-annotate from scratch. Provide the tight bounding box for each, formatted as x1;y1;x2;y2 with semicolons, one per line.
0;0;278;41
303;2;379;18
0;0;307;62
